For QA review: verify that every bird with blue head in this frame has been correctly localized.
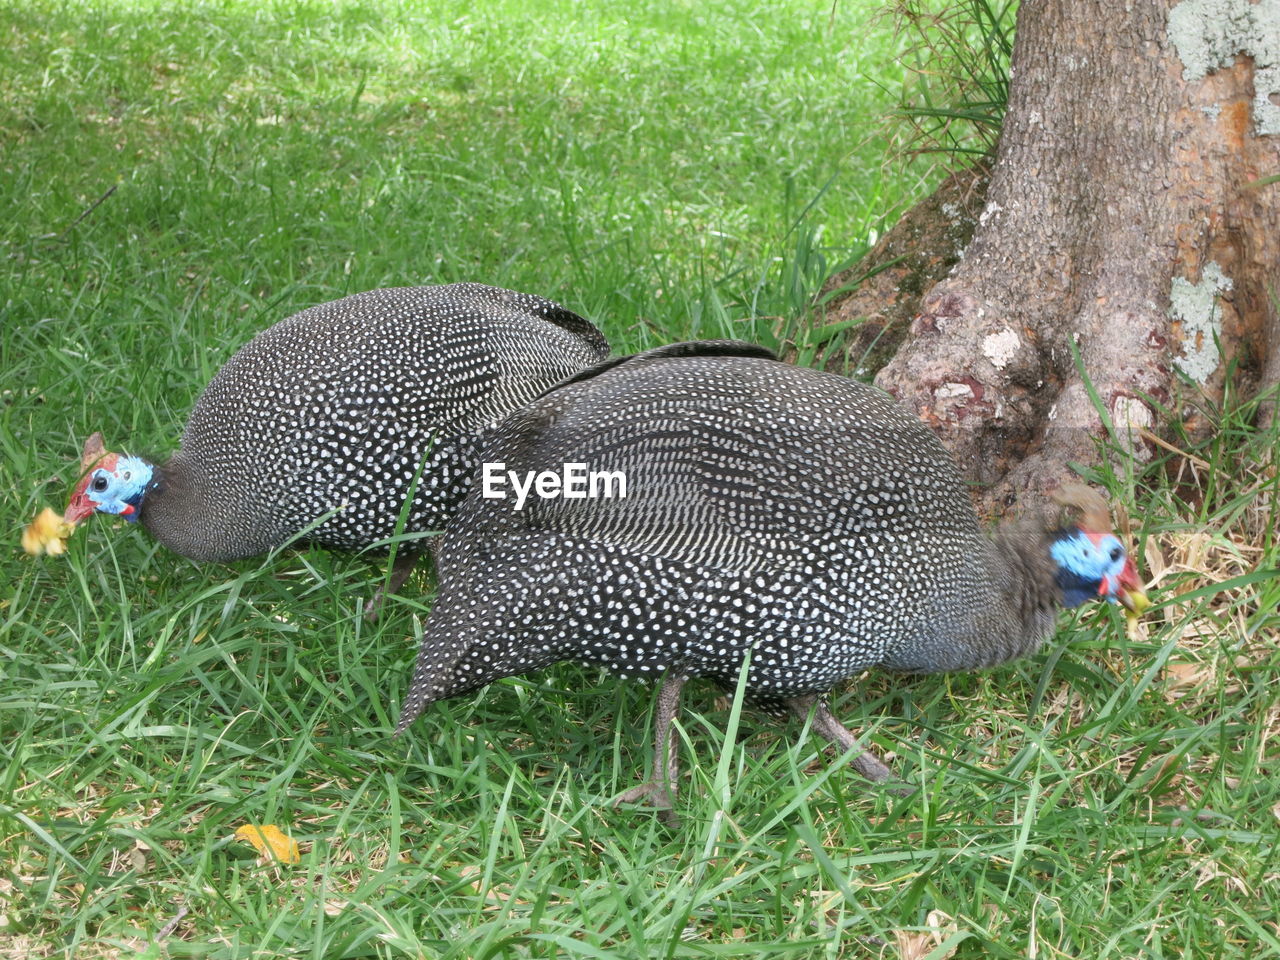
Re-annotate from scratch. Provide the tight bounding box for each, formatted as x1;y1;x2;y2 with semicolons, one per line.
23;283;609;612
394;342;1151;819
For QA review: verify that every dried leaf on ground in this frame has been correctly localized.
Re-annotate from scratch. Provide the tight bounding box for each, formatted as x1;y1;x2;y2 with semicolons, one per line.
1163;661;1212;701
234;824;301;864
894;910;959;960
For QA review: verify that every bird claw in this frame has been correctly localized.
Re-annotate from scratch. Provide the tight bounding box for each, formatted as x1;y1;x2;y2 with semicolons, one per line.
363;590;388;622
883;779;916;798
615;781;679;825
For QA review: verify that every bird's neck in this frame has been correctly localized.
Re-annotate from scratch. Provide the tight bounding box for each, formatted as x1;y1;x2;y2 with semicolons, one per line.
878;517;1066;675
137;455;215;559
969;520;1064;666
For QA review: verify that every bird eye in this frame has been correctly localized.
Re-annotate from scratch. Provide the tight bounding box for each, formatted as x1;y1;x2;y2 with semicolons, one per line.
121;470;131;481
92;475;109;492
1109;546;1123;562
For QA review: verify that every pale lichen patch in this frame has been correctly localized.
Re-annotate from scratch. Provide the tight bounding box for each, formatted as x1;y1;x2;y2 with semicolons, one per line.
1167;0;1280;135
935;381;975;401
982;328;1021;369
1169;261;1232;384
1112;395;1156;460
977;200;1003;228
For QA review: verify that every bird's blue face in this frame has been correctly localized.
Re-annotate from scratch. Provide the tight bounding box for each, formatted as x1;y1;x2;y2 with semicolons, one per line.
66;454;154;524
1050;527;1138;608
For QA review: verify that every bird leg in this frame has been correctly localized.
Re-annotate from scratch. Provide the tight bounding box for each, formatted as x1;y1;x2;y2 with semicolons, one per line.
786;694;897;784
363;549;423;621
616;670;688;824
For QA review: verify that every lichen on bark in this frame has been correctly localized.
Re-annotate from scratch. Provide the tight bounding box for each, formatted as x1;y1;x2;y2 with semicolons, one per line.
1170;262;1233;384
1167;0;1280;135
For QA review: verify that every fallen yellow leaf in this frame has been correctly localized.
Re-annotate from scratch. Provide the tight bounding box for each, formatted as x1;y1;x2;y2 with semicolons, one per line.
234;824;300;864
22;507;76;557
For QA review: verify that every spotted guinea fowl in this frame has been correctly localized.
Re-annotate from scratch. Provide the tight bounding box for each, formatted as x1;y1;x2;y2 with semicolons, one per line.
394;340;1148;817
57;283;609;606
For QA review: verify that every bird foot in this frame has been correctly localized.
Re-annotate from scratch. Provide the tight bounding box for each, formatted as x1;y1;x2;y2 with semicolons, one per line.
363;550;424;621
363;588;391;622
849;748;895;783
615;781;679;825
845;749;916;797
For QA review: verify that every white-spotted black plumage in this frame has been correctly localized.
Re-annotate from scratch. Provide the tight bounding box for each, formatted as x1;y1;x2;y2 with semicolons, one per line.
395;341;1142;813
78;283;608;566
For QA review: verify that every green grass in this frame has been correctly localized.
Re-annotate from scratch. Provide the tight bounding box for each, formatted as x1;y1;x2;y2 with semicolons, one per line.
3;1;1279;958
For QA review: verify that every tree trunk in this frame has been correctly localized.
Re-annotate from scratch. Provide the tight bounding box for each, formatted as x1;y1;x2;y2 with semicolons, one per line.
831;0;1280;513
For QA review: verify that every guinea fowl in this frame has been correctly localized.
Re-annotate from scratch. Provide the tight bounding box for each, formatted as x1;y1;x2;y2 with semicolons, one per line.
395;341;1149;818
42;283;609;607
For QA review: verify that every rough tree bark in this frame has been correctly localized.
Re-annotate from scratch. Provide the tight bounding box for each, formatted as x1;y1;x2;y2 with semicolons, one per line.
823;0;1280;513
818;161;990;377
